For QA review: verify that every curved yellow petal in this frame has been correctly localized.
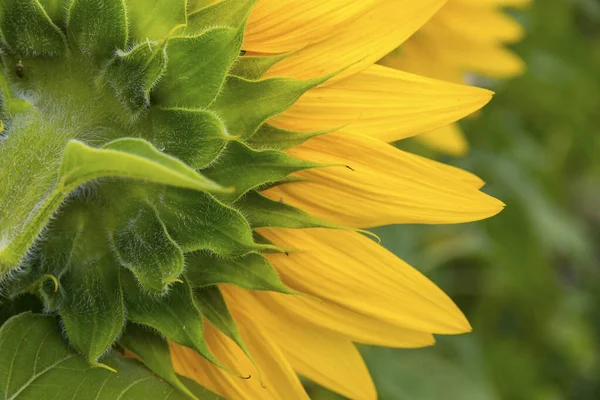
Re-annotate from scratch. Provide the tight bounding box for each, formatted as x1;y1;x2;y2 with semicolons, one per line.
254;290;435;348
263;131;504;228
264;0;446;82
171;315;309;400
244;0;374;53
414;123;469;156
269;64;493;143
224;286;377;400
259;228;472;335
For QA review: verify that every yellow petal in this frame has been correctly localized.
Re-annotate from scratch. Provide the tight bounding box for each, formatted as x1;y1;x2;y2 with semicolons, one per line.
244;0;374;53
269;64;493;143
224;286;377;400
414;123;469;156
259;228;472;335
256;289;435;348
264;0;446;82
171;316;309;400
263;131;504;228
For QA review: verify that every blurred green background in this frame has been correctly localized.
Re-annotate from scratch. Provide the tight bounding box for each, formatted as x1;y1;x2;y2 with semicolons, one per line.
309;1;600;399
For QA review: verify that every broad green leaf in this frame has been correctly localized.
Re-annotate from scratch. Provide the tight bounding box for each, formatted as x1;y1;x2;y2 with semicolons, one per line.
0;138;224;271
247;123;326;150
119;323;196;399
186;251;296;294
103;41;167;112
148;107;231;169
59;219;125;367
121;272;223;369
187;0;257;32
210;75;326;137
0;0;67;57
236;190;337;229
155;187;271;257
201;140;321;201
125;0;187;41
229;54;289;80
154;28;242;108
194;286;256;367
67;0;128;60
112;202;185;294
0;313;221;399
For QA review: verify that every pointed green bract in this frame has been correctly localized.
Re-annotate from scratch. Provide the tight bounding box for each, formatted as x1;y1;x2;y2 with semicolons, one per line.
125;0;187;40
120;324;197;399
67;0;128;61
210;75;326;137
121;272;223;369
248;123;326;150
202;140;322;201
112;203;185;294
187;0;257;31
147;107;230;169
58;220;125;367
236;191;338;229
230;54;289;80
195;285;256;367
155;188;270;256
155;28;242;108
103;41;167;112
186;251;296;294
0;0;67;56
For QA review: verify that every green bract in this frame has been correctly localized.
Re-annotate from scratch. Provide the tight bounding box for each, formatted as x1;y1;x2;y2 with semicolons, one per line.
0;0;333;395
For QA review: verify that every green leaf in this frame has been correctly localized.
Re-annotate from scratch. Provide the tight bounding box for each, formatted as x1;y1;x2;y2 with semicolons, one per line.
155;187;270;257
0;138;225;271
236;190;336;229
0;313;220;399
194;286;256;367
67;0;128;61
210;75;325;137
121;272;223;370
201;140;321;201
112;202;185;294
154;28;242;108
124;0;187;41
58;218;125;367
229;54;288;80
103;40;167;112
119;323;197;399
147;107;231;169
187;0;257;32
186;251;296;294
247;123;326;150
0;0;67;57
37;0;69;25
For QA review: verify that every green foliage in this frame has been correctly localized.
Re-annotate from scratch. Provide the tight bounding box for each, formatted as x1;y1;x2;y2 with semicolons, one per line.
0;313;222;399
0;0;334;394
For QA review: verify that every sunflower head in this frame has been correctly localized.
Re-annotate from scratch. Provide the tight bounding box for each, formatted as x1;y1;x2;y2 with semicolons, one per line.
0;0;327;373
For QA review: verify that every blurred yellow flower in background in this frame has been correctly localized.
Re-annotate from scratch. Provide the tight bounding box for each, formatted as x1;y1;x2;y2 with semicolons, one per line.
381;0;531;155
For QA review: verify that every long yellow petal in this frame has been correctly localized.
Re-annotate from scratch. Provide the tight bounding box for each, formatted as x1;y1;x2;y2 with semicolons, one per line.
259;228;472;335
414;123;469;156
255;290;435;348
224;286;377;400
244;0;374;53
263;131;504;228
264;0;446;82
269;64;492;143
171;316;309;400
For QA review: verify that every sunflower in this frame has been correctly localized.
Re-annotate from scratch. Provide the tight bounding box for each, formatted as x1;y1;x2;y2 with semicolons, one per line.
0;1;503;399
381;0;530;155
